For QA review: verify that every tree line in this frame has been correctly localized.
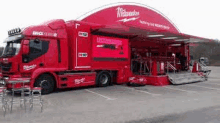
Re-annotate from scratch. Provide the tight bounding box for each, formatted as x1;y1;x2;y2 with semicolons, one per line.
190;41;220;66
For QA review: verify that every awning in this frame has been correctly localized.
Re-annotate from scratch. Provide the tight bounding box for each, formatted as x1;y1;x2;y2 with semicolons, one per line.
90;23;214;44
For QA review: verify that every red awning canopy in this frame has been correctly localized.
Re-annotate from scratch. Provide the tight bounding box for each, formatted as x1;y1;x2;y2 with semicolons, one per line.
90;23;214;44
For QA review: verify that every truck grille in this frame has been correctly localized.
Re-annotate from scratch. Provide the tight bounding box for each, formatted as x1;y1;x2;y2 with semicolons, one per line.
1;63;12;72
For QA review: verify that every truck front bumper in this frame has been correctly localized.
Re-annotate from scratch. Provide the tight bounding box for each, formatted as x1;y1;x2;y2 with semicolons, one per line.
5;77;31;89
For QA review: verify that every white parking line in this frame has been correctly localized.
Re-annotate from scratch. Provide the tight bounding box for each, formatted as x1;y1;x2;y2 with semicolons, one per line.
163;86;197;93
123;86;161;96
85;89;116;100
187;84;220;91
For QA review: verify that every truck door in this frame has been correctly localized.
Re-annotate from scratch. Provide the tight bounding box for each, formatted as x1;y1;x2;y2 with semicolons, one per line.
21;39;48;73
75;23;91;69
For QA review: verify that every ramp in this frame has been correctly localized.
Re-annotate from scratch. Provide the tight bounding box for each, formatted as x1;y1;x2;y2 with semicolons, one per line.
167;72;205;85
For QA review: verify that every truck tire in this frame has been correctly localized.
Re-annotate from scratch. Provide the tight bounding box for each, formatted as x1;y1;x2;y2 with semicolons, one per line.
96;71;111;87
34;74;55;94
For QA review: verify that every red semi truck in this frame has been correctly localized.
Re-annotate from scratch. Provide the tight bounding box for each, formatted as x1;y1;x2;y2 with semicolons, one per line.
0;3;212;94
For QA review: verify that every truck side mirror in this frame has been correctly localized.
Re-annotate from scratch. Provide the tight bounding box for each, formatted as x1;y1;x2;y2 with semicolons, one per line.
22;40;30;55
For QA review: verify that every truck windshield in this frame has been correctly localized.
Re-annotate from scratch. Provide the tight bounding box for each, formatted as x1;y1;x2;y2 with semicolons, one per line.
2;40;21;57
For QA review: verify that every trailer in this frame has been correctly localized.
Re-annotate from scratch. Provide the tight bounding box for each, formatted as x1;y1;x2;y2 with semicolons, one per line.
0;3;213;94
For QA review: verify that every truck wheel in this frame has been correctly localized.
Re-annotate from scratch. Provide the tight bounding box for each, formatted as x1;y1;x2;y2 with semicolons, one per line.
96;71;111;87
34;74;55;94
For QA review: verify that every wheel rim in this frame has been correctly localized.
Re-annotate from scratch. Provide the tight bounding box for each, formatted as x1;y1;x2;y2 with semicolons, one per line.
100;74;108;85
41;80;50;91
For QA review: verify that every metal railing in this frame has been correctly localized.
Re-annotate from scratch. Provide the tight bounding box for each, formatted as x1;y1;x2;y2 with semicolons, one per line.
166;61;177;83
131;59;151;75
166;61;176;73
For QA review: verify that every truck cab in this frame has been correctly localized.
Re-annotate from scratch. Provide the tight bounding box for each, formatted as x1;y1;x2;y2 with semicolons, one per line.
0;20;69;94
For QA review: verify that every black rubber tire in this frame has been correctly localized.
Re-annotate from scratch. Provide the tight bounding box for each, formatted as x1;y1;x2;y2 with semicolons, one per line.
34;74;55;95
96;71;111;87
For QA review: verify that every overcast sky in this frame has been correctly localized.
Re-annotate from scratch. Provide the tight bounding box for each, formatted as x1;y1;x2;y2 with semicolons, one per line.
0;0;219;47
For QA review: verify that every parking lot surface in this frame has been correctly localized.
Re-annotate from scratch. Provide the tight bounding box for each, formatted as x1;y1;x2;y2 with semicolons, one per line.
0;66;220;123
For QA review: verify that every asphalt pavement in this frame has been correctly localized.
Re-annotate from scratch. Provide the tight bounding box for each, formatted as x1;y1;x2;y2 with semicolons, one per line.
0;66;220;123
